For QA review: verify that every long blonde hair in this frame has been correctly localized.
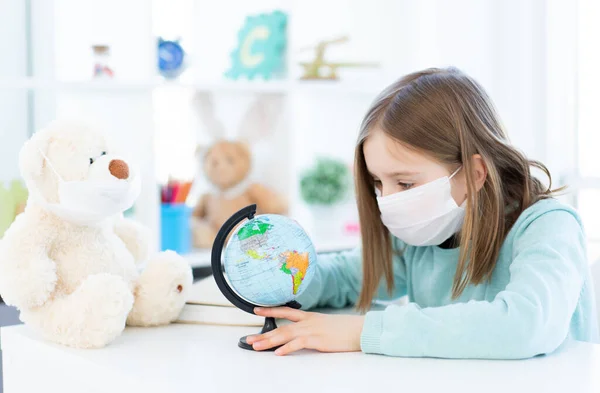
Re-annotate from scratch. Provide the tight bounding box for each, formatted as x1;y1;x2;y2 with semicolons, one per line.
355;67;558;311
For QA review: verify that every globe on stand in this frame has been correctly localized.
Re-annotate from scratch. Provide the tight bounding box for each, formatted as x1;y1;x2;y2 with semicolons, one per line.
211;204;317;351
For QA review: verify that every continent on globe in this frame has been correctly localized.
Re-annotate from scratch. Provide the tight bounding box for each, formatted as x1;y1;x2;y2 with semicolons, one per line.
279;251;310;295
237;219;273;258
246;249;266;260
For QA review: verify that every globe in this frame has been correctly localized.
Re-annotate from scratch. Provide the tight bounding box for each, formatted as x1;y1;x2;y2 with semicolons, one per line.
223;213;317;307
211;204;317;351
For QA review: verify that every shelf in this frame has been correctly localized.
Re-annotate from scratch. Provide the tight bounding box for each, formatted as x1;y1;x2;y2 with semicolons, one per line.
293;79;386;95
0;78;383;95
0;78;291;93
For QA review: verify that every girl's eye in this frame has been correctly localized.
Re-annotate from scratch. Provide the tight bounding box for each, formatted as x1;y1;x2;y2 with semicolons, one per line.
226;156;234;165
101;151;107;156
89;158;94;165
399;182;414;190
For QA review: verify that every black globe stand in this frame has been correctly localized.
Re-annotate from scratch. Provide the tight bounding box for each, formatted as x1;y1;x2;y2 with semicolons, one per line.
211;204;303;351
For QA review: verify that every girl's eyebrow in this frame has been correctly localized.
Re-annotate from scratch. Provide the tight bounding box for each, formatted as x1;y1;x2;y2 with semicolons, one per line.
388;171;419;177
368;170;419;178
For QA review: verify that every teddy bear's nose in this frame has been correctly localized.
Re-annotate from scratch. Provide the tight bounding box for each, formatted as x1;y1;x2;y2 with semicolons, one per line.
109;160;129;180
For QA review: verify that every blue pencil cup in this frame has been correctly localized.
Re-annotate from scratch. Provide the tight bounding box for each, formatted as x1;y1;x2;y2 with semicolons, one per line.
160;204;192;254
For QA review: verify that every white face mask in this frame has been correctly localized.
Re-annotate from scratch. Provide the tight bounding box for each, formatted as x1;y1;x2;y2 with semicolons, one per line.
35;149;141;226
376;167;465;246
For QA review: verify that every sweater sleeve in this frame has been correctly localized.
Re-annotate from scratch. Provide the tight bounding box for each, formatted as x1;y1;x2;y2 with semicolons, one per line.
297;239;407;310
361;210;588;359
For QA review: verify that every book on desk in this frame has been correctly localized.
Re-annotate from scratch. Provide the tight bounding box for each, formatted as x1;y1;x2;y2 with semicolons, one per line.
176;277;265;326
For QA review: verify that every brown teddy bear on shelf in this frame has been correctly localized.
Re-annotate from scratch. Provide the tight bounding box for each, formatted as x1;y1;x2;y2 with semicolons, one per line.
191;93;288;249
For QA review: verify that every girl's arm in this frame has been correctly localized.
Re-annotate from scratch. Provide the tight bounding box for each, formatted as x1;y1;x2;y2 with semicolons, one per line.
297;238;407;310
361;209;590;359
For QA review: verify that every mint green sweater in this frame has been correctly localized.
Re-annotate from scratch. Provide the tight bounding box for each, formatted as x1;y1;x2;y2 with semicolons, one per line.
297;199;599;359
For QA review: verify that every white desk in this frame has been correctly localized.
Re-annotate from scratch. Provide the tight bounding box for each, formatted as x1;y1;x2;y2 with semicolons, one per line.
2;323;600;393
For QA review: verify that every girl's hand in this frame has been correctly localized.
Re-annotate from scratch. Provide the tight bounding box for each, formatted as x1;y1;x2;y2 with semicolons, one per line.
245;307;365;356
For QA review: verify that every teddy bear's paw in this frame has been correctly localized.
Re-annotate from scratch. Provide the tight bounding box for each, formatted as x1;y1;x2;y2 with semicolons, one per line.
82;273;135;318
20;273;134;349
65;274;134;348
70;274;133;348
127;251;193;327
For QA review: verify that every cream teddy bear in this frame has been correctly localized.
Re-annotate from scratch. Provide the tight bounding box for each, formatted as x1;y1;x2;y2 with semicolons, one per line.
0;120;193;349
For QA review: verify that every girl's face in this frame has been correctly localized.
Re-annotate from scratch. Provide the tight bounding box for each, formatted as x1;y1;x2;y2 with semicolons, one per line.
363;129;467;204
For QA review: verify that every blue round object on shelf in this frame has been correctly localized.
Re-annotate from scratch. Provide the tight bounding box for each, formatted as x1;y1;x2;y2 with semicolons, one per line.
158;38;185;78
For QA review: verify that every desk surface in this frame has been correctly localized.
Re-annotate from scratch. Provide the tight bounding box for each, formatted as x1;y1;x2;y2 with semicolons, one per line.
2;323;600;393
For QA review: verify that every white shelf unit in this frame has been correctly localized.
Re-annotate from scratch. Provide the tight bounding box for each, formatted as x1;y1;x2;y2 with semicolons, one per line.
0;0;391;257
0;0;527;267
1;0;384;257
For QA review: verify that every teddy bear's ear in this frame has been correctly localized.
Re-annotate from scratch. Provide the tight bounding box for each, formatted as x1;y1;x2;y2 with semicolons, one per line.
192;92;226;141
237;94;283;145
195;144;209;158
18;129;51;184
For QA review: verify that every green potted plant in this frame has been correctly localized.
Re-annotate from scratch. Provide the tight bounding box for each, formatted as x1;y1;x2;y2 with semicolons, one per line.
299;157;352;242
300;157;351;205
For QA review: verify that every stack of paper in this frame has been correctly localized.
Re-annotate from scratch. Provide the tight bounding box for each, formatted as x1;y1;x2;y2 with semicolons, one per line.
176;277;265;326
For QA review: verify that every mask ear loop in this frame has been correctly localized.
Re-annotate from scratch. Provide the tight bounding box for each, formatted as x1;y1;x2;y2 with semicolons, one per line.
449;165;468;207
449;166;462;180
38;148;64;182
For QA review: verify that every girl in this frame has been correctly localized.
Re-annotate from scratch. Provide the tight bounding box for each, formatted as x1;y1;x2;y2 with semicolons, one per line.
246;67;599;359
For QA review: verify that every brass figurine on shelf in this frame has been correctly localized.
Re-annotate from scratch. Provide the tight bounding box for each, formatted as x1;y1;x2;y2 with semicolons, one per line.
298;36;379;80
